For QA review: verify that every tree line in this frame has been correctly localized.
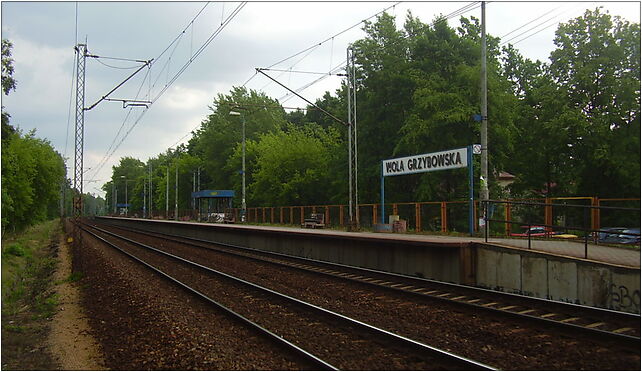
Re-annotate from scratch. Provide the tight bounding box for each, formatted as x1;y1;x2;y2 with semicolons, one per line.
2;39;103;233
103;8;639;217
2;39;69;232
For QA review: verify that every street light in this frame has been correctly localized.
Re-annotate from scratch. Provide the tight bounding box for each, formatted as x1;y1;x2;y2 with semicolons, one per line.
120;175;129;217
229;110;246;222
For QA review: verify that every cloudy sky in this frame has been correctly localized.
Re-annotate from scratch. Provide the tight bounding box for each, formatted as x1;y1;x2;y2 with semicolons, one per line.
1;1;639;198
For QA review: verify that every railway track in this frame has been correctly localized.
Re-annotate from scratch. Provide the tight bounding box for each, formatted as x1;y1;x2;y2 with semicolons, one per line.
93;220;641;348
82;222;494;370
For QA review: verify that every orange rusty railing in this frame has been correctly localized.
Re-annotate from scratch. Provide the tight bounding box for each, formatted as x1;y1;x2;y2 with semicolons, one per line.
157;196;639;236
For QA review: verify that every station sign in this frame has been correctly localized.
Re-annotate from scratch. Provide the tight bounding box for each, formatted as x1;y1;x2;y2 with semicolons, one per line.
382;147;468;177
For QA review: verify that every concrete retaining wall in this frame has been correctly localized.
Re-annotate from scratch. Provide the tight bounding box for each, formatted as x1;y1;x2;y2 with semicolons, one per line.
95;217;640;313
96;217;467;284
475;243;640;314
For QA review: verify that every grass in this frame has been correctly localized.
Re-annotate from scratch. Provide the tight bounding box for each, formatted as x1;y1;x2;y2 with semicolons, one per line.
2;219;60;318
1;218;62;370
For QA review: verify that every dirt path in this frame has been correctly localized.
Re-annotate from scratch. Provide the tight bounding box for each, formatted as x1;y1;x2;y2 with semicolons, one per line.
47;236;106;370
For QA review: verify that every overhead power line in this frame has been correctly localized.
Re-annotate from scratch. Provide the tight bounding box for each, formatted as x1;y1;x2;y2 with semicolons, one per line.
242;2;402;89
500;3;583;47
88;3;212;181
95;58;142;70
268;2;401;69
88;2;246;181
499;5;562;39
259;68;346;76
278;62;347;104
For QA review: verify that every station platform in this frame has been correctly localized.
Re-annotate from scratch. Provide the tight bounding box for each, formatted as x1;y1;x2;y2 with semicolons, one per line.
96;216;641;313
161;220;641;269
103;217;640;268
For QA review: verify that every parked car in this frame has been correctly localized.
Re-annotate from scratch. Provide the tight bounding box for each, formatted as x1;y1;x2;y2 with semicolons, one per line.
510;226;555;237
596;227;626;243
510;226;577;239
610;228;640;245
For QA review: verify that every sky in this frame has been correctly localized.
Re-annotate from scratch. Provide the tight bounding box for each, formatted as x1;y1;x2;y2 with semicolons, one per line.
1;1;640;198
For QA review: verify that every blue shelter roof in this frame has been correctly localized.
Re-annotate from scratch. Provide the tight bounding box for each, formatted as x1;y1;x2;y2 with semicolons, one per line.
191;190;235;198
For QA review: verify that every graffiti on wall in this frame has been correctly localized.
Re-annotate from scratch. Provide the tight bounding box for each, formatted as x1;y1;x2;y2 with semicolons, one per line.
609;284;640;314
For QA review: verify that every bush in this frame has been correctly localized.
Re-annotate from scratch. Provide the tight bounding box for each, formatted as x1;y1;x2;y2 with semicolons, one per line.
4;243;25;257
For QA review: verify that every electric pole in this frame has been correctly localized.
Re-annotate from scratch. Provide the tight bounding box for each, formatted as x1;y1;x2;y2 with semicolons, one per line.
480;2;489;207
149;164;153;218
71;42;150;244
346;45;359;229
143;179;147;218
72;44;87;246
175;165;179;221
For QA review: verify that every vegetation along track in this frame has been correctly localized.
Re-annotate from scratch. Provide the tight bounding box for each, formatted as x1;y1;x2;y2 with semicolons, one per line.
82;222;492;370
87;219;640;370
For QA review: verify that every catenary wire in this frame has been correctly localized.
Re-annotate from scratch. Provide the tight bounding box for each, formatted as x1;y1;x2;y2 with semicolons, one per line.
87;3;212;180
500;3;584;46
242;2;402;89
95;58;141;70
88;3;246;180
499;5;563;39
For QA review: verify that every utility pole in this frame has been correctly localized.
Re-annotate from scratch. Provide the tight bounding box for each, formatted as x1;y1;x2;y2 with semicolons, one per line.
166;166;169;219
480;1;489;204
72;43;87;245
175;165;179;221
346;45;359;229
192;170;196;210
72;42;150;244
479;1;490;237
143;179;147;218
149;164;153;218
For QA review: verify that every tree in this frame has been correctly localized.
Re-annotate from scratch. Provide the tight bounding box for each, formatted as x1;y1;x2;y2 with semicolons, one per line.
549;8;640;197
2;38;17;95
189;87;287;191
1;130;65;231
2;38;17;141
232;123;343;206
348;12;517;203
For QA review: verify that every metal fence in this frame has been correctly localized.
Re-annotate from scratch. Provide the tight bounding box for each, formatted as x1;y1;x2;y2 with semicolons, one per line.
113;196;640;243
481;199;640;256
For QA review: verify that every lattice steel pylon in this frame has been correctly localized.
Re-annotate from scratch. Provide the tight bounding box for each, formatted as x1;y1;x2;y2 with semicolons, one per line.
346;46;359;229
73;43;88;245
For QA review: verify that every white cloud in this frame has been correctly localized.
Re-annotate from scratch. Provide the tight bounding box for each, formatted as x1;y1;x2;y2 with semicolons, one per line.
160;84;211;111
8;36;73;111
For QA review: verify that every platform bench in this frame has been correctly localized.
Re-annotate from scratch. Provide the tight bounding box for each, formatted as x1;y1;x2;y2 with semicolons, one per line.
302;213;325;229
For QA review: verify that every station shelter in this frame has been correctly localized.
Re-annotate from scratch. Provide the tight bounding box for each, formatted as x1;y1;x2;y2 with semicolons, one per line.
191;190;235;222
115;203;131;216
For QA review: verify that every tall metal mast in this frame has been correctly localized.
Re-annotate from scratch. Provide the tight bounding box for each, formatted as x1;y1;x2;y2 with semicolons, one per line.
346;46;359;228
480;2;489;203
73;43;88;245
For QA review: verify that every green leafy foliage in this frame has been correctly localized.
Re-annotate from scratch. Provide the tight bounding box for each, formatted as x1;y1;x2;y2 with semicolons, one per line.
231;123;343;206
102;9;639;216
2;38;17;95
1;129;66;232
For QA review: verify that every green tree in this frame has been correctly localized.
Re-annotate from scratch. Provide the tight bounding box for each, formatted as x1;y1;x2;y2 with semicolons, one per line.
1;130;65;231
349;12;517;203
231;123;343;206
549;8;640;197
189;87;287;191
2;38;17;95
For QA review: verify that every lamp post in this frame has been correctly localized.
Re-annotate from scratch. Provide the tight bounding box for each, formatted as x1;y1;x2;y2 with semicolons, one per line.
229;110;246;222
120;176;129;216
